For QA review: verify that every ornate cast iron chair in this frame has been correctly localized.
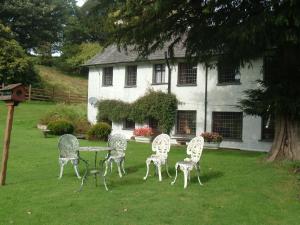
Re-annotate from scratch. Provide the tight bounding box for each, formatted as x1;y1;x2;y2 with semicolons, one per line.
171;136;204;188
143;134;171;181
58;134;87;179
103;134;127;178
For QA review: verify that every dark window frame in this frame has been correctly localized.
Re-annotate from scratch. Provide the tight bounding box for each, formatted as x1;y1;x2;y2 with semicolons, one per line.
177;63;197;86
261;115;275;141
176;110;197;135
217;59;241;85
102;67;113;86
212;112;243;140
125;65;137;87
152;64;166;84
123;118;135;130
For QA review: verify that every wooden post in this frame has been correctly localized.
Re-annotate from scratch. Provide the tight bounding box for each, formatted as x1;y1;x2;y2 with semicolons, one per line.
0;102;15;186
28;84;32;101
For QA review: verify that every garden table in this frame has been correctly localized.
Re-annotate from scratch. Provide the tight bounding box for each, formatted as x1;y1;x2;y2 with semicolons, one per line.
78;146;114;191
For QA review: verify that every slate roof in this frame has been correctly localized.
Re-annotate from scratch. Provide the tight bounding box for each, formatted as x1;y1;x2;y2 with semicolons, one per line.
0;83;23;91
84;44;187;66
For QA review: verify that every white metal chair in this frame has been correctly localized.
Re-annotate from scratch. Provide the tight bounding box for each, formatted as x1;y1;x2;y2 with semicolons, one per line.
171;136;204;188
143;134;171;181
103;134;127;178
58;134;81;179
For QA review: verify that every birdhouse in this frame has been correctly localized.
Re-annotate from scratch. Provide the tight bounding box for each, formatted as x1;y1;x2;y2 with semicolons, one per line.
0;83;26;103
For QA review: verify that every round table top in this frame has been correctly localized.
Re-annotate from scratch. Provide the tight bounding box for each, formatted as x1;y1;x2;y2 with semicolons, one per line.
79;146;114;152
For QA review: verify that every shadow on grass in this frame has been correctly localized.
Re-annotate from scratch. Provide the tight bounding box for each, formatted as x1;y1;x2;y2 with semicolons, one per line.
198;170;224;183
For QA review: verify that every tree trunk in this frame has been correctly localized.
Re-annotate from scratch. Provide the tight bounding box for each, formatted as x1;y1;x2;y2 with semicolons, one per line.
268;116;300;161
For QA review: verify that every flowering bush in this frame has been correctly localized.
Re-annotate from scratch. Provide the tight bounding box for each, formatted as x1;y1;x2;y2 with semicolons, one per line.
201;132;223;143
133;127;153;137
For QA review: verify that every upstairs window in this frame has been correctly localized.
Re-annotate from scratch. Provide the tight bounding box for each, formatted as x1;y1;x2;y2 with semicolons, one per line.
176;111;197;135
178;63;197;85
123;118;135;130
102;67;113;86
217;58;240;84
153;64;166;84
212;112;243;140
125;65;137;87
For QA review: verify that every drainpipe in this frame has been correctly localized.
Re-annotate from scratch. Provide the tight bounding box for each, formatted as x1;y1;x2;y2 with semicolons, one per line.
204;63;208;132
165;51;171;94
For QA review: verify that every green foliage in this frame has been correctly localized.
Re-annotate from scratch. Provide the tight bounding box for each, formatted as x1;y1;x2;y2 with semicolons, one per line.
39;104;90;134
48;119;75;135
97;91;178;134
0;0;77;52
60;42;102;73
0;23;39;85
97;99;131;123
87;122;112;141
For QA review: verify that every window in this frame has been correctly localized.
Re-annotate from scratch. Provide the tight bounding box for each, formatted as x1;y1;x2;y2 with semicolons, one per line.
178;63;197;85
153;64;166;84
102;67;113;86
123;118;135;130
148;117;159;130
176;111;196;135
217;59;240;84
261;115;275;141
212;112;243;140
125;65;137;87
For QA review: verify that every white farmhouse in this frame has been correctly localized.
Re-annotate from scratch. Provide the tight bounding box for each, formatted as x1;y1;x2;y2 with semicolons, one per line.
85;45;274;152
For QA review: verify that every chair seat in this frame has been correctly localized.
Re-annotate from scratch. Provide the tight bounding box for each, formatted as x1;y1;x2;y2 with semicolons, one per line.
176;160;196;171
146;155;166;164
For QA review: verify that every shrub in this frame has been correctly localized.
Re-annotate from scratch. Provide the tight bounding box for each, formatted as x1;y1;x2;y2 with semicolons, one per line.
133;127;153;137
48;120;74;135
87;122;112;141
200;132;223;143
74;119;91;135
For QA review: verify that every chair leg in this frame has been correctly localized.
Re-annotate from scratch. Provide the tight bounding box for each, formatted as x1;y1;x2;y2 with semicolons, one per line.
158;164;162;181
183;169;189;189
196;164;203;186
165;161;172;178
58;159;67;179
103;160;109;176
117;161;123;178
121;158;126;175
143;160;150;180
171;163;179;185
71;159;81;179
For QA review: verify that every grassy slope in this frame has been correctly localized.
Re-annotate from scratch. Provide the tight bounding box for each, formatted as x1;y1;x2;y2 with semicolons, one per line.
0;102;299;225
36;65;88;95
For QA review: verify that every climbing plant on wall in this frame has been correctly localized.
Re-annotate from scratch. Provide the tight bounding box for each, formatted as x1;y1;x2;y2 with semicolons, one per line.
97;91;178;134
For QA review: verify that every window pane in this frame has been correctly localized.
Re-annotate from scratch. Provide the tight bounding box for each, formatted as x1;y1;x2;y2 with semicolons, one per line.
217;59;238;83
212;112;243;139
178;63;197;85
261;115;274;140
176;111;196;135
103;67;113;86
123;118;135;129
126;66;137;86
153;64;165;84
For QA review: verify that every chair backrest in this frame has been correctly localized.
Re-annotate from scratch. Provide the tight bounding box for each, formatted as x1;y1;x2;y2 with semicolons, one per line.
152;134;171;158
58;134;79;159
186;136;204;163
108;133;127;156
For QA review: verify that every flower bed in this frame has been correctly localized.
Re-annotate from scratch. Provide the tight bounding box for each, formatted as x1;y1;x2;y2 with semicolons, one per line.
134;127;153;143
201;132;223;149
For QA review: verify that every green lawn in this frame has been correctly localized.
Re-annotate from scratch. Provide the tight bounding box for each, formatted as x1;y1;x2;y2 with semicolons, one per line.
0;102;300;225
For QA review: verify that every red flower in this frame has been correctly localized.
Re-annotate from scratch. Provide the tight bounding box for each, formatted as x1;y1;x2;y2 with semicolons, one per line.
133;127;153;137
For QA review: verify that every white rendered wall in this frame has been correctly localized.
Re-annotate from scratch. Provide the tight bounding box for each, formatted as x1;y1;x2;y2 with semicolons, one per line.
87;60;272;152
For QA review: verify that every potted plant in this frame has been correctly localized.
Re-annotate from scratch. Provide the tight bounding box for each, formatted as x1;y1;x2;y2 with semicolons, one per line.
201;132;223;149
133;127;153;143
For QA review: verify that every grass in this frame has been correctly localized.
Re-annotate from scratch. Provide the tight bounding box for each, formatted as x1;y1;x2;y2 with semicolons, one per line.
0;102;300;225
36;65;88;95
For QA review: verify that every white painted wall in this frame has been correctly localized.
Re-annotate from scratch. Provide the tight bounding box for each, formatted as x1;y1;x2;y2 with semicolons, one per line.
87;59;272;152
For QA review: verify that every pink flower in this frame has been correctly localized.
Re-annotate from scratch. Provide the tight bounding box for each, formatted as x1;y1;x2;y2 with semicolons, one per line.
200;132;223;143
134;127;153;137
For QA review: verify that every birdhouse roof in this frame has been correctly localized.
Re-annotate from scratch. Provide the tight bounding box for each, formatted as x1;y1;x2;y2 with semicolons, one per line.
0;83;23;91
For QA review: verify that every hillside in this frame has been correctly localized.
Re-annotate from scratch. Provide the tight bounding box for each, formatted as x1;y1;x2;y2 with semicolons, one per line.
36;65;88;95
